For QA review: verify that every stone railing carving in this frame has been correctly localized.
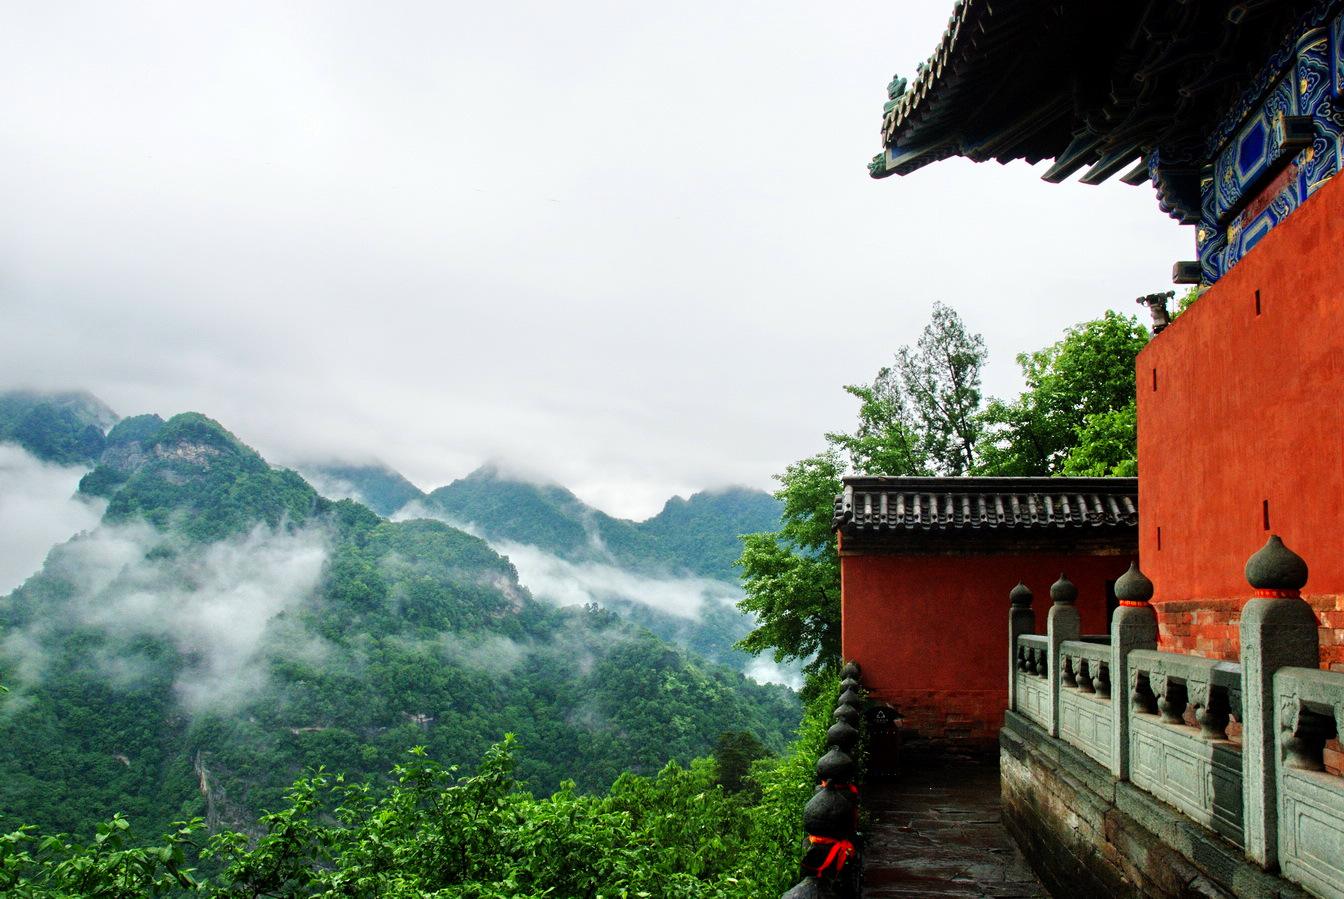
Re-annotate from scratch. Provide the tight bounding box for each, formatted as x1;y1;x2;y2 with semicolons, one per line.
1004;535;1344;897
1273;666;1344;898
1126;648;1244;844
1058;638;1114;767
1014;634;1051;730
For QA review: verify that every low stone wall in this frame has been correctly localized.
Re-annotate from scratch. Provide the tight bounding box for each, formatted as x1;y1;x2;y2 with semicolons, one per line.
1000;710;1308;898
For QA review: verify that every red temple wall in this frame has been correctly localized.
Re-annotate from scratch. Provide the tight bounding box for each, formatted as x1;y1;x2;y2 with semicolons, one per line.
839;549;1130;748
1137;171;1344;667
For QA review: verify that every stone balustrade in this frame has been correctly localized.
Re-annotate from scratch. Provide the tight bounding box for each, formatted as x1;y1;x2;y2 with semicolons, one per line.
1058;638;1114;768
1126;648;1245;844
1007;536;1344;898
782;661;866;899
1273;666;1344;896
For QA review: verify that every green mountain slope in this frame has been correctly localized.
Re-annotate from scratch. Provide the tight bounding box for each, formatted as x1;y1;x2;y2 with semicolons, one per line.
298;461;426;516
0;413;798;842
423;465;780;580
0;389;119;466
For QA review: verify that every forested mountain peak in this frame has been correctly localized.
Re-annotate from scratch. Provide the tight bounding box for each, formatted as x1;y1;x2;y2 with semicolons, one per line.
421;466;780;580
0;389;119;466
75;412;318;541
296;460;425;517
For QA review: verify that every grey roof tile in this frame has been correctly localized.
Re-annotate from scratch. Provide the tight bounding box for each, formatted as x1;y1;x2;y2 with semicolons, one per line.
833;476;1137;534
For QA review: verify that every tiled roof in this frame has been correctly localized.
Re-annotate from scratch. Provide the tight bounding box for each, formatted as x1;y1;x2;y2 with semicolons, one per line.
869;0;1322;216
833;477;1137;534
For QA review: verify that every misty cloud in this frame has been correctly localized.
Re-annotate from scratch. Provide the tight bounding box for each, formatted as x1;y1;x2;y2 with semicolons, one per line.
495;540;738;620
4;522;329;712
745;657;803;691
0;444;105;595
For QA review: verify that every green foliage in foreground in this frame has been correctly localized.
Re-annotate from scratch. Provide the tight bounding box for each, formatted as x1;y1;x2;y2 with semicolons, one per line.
0;683;834;898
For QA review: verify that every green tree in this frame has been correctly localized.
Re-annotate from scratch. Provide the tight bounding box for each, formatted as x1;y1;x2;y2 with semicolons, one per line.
713;730;770;795
975;311;1148;476
736;451;845;679
896;302;986;474
737;304;985;678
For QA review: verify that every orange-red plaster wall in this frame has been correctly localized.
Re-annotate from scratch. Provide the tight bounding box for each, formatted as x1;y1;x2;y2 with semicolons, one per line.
840;551;1130;746
1137;172;1344;667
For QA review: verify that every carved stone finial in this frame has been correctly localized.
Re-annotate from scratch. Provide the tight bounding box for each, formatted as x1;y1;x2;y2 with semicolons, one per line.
1009;581;1033;608
1050;573;1077;605
839;677;861;692
1245;534;1308;595
837;687;865;708
825;720;859;752
803;785;856;838
832;704;860;727
840;661;861;679
1115;562;1154;605
1137;291;1175;333
815;748;856;783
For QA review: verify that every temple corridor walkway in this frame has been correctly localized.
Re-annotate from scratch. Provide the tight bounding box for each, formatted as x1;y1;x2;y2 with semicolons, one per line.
863;759;1048;898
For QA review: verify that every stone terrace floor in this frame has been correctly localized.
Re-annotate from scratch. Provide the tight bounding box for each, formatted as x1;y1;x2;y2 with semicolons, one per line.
863;758;1048;898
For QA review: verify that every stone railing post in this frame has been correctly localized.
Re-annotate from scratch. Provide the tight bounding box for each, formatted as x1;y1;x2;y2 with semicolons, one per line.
1109;562;1157;780
1240;535;1318;869
1008;582;1035;713
783;663;864;899
1046;574;1079;738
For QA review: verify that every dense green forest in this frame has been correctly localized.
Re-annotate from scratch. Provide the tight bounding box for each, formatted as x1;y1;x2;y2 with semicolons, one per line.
0;404;799;858
0;681;832;896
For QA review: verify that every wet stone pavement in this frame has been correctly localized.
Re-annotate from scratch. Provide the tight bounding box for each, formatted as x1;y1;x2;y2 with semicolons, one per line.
861;759;1048;898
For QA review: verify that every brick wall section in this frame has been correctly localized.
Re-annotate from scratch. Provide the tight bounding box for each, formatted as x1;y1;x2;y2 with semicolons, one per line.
1154;594;1344;670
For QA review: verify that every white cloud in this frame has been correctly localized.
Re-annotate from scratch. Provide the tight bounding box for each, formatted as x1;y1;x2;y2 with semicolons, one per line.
0;444;105;595
0;1;1192;520
745;657;803;691
6;522;330;713
495;540;739;620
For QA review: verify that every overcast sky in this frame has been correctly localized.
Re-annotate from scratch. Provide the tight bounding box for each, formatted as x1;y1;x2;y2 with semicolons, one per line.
1;1;1191;518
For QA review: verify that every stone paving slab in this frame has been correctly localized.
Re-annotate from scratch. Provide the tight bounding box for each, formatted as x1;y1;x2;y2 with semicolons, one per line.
861;758;1049;898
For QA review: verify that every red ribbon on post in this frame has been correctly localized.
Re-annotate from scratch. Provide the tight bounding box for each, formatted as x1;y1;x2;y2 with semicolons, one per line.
807;835;856;875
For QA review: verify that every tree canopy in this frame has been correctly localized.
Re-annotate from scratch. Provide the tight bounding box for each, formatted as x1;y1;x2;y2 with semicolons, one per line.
736;305;1148;674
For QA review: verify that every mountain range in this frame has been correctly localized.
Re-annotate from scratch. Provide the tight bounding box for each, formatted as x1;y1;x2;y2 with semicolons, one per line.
0;390;794;843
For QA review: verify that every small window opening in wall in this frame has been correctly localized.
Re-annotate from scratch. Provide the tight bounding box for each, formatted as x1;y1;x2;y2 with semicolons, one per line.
1157;526;1163;550
1255;289;1262;316
1263;499;1271;531
1152;367;1158;392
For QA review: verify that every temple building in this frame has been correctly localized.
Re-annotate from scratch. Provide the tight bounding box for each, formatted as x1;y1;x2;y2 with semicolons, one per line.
834;476;1135;753
840;2;1344;896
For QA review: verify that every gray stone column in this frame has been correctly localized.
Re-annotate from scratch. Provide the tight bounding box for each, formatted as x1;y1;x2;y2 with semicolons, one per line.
1008;582;1035;713
1240;535;1318;869
1109;562;1157;780
1046;574;1079;738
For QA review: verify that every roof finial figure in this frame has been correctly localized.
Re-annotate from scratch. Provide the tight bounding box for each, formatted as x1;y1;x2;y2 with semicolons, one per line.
1136;291;1174;334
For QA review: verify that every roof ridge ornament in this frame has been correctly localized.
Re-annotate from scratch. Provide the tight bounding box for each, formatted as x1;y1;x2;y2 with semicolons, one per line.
1136;291;1174;333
